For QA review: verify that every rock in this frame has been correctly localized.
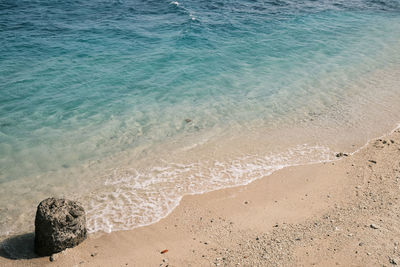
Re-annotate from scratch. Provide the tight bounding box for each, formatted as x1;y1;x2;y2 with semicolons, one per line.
185;119;192;123
34;198;87;256
390;257;399;265
370;224;379;229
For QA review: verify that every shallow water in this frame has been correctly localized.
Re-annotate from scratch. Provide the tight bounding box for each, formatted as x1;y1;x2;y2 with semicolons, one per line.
1;0;400;236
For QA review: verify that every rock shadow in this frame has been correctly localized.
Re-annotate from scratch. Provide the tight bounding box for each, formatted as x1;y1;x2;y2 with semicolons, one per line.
0;233;38;260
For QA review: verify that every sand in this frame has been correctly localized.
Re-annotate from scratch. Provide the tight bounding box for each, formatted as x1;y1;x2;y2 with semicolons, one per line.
1;127;400;266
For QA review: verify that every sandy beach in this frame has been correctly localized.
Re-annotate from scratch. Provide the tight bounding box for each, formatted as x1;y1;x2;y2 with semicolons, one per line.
1;0;400;266
0;127;399;266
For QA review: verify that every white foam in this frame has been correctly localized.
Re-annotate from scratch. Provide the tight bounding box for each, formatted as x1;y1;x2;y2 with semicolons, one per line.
85;144;335;233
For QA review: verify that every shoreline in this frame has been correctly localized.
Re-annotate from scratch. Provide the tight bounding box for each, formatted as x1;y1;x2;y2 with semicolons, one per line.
1;126;400;265
86;122;400;234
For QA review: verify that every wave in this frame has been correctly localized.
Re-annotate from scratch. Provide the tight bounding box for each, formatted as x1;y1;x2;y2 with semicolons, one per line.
85;144;334;233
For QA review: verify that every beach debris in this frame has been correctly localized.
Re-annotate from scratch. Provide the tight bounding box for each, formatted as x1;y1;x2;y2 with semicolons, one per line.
368;160;377;164
370;224;379;229
161;249;169;254
185;119;192;123
34;198;87;256
389;257;399;265
335;152;348;158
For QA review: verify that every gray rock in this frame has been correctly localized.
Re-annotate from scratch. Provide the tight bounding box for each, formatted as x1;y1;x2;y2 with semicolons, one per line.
34;198;87;256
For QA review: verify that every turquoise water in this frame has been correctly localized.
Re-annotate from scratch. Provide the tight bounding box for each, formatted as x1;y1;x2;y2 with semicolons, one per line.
1;0;400;236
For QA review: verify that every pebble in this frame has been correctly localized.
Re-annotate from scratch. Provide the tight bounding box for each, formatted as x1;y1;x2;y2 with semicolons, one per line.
370;224;379;229
389;257;399;265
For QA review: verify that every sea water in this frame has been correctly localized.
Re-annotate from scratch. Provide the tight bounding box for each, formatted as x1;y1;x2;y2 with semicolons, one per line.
1;0;400;236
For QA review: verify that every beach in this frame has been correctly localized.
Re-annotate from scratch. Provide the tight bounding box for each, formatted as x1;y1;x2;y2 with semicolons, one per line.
1;127;399;266
2;0;400;239
1;0;400;266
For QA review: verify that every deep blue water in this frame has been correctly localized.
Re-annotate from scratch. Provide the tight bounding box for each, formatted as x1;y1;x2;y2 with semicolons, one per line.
1;0;400;235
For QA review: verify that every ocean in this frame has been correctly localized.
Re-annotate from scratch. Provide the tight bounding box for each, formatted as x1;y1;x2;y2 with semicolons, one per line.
1;0;400;236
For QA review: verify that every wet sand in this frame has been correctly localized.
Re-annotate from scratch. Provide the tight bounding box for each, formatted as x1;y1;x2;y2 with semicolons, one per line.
1;127;400;266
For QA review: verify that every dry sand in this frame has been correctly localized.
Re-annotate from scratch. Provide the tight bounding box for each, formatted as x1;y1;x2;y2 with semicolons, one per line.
1;127;400;266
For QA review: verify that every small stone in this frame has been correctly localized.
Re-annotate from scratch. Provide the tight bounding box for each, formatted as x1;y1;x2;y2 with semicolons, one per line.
370;224;379;229
91;253;97;257
185;119;192;123
389;257;399;265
